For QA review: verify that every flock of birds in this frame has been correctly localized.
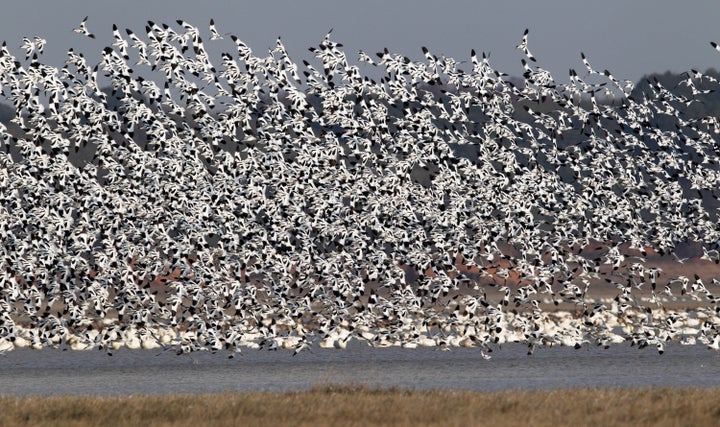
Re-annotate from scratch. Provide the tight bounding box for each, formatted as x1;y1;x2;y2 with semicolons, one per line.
1;18;720;358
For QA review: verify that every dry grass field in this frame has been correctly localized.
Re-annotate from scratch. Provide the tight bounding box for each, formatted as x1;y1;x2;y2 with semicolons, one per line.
2;385;719;427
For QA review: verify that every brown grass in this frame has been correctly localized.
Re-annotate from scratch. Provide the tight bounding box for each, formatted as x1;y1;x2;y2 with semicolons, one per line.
2;386;720;427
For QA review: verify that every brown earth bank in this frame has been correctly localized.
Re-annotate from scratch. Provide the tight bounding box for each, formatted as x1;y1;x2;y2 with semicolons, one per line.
3;385;719;427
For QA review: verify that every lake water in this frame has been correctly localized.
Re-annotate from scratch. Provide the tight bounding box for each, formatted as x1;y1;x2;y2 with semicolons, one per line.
1;342;719;396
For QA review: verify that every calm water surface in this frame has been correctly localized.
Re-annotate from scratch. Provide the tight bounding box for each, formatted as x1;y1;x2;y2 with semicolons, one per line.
1;342;719;396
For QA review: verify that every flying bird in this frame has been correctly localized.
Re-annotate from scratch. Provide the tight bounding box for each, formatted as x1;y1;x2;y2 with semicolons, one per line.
209;19;225;41
516;28;536;62
73;16;95;39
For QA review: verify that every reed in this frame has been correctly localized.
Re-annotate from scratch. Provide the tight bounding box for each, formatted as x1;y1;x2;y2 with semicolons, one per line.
2;386;719;427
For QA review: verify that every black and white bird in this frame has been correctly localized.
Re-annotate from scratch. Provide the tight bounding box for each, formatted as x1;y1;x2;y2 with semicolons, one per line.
0;23;717;358
209;19;225;41
516;28;536;62
73;16;95;39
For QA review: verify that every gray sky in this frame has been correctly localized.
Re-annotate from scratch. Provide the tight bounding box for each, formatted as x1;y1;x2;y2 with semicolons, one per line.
2;0;720;83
